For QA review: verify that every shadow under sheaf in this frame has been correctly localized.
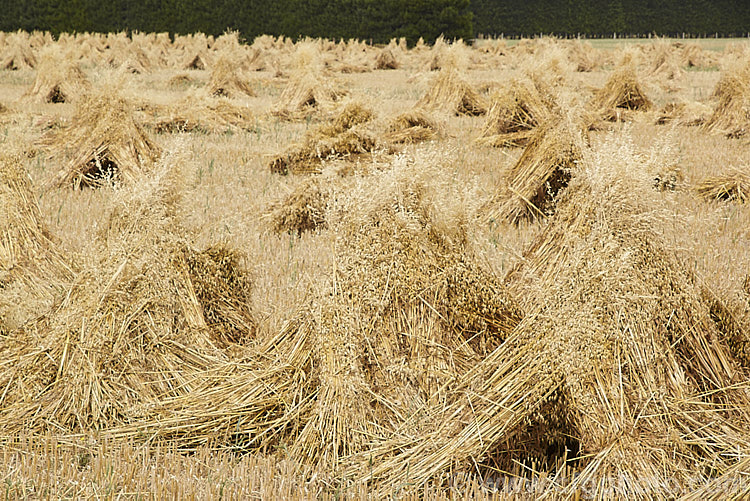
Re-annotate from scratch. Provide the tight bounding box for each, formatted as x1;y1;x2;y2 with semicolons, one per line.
41;84;162;189
342;134;750;499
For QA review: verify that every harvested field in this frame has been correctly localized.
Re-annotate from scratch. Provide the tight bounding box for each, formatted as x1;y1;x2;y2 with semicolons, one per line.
2;32;750;498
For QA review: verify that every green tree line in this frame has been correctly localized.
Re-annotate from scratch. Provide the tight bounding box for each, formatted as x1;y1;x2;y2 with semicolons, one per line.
0;0;748;43
472;0;750;37
0;0;472;44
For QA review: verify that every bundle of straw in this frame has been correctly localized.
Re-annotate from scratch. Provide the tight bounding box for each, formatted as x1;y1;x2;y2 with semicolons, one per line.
487;116;585;223
0;150;74;329
476;77;556;147
206;56;256;98
46;89;161;188
416;68;486;116
695;167;750;203
24;48;90;104
0;156;254;435
269;102;375;175
591;63;652;121
704;62;750;138
384;110;442;144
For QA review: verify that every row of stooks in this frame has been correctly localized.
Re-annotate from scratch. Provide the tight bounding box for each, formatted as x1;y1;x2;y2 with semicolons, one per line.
0;30;725;75
3;47;746;211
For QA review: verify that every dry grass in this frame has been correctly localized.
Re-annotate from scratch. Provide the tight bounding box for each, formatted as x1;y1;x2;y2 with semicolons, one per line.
2;32;750;498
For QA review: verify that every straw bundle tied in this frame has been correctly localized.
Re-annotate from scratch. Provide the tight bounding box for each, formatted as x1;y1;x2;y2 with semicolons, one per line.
288;161;522;472
330;42;372;74
704;62;750;138
416;67;486;116
269;102;376;175
476;77;557;148
384;110;442;144
106;159;523;474
0;154;255;435
487;115;585;224
106;317;316;451
181;51;209;70
701;288;750;369
206;56;256;98
151;93;255;134
567;40;598;72
24;48;90;104
680;42;718;70
591;63;652;122
374;48;398;70
423;36;454;72
0;151;74;330
272;44;347;121
1;42;36;70
649;40;685;81
107;41;152;74
265;178;330;234
695;167;750;203
46;88;161;188
167;73;199;89
271;74;347;121
343;135;750;497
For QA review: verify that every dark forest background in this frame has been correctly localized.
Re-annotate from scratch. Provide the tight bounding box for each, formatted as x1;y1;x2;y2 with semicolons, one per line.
1;0;749;44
